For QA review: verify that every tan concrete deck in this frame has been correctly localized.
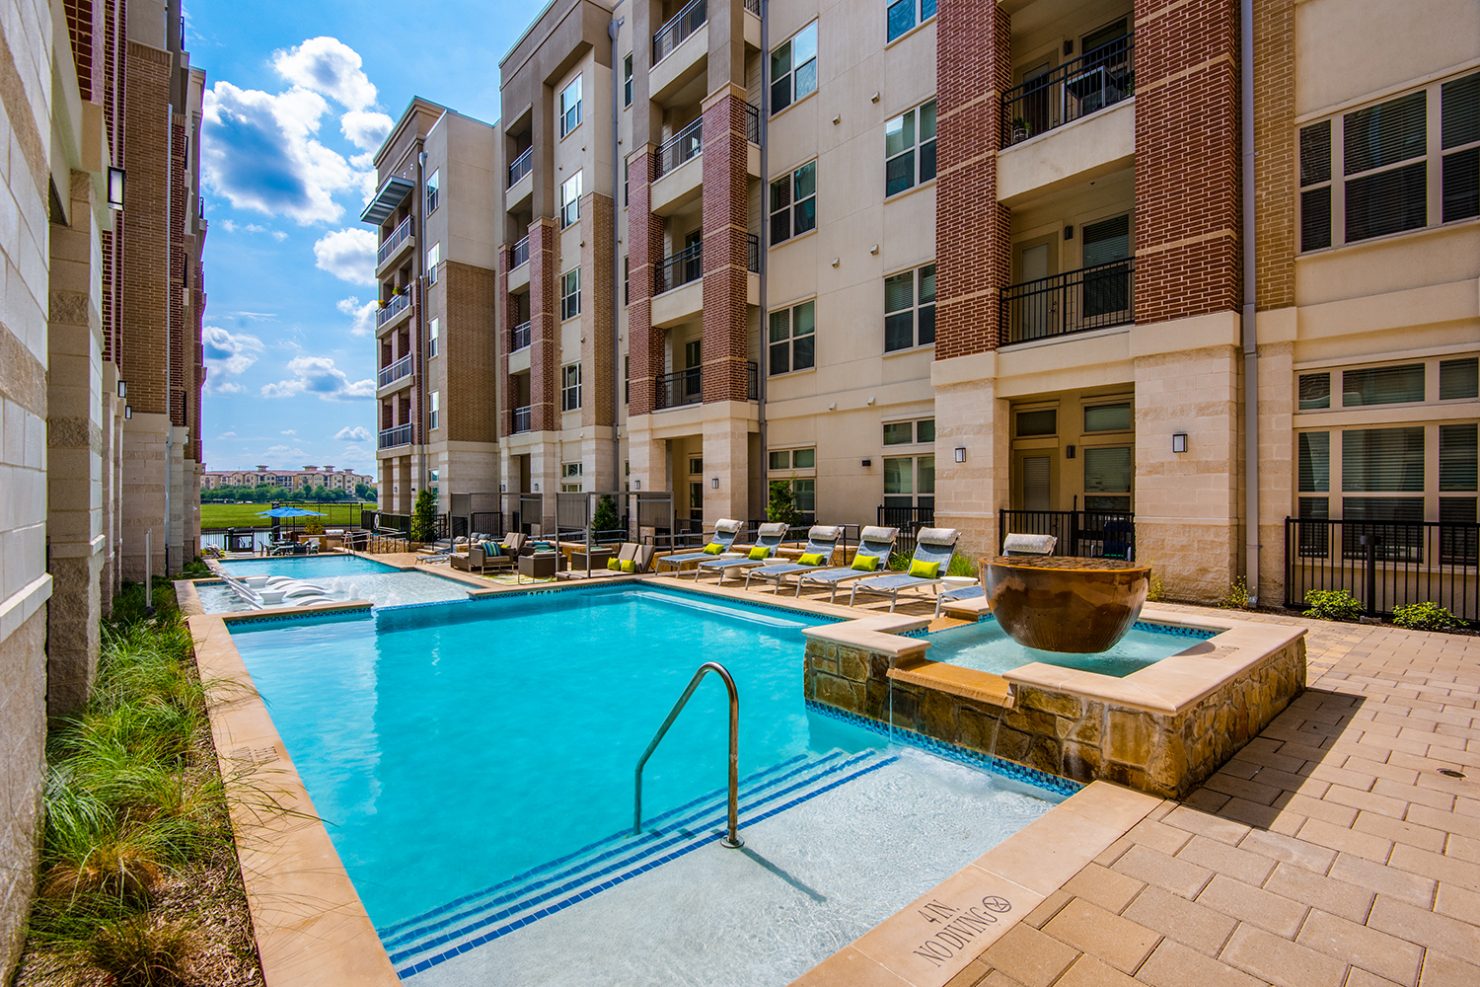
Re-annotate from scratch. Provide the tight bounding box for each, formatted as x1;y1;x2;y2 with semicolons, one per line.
934;606;1480;987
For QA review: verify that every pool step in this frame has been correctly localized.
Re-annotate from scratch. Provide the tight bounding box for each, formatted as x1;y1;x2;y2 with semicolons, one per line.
385;746;897;978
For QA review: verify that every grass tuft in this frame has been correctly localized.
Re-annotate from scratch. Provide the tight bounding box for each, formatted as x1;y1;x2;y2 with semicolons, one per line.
86;913;196;987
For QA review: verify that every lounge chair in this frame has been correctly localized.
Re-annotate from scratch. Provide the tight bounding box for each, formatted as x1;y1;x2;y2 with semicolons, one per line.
934;533;1057;616
793;526;899;603
655;518;742;573
600;542;654;575
850;528;961;612
451;533;524;574
743;525;843;592
694;523;789;583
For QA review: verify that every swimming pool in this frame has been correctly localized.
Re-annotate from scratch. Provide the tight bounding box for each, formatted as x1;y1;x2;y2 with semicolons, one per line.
203;555;469;611
227;584;1066;983
926;614;1217;677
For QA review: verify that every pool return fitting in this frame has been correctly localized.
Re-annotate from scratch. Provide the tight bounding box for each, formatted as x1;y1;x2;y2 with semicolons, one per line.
634;661;744;849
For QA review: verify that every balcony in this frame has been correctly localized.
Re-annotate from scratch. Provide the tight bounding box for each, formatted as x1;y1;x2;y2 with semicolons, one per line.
655;242;704;295
655;361;758;410
378;423;413;449
655;118;703;179
377;354;414;390
1000;258;1135;345
512;405;532;433
507;147;533;211
651;0;709;103
1002;34;1134;148
510;320;531;351
508;235;531;291
511;234;530;268
653;0;705;64
376;217;414;274
508;147;533;186
376;292;412;332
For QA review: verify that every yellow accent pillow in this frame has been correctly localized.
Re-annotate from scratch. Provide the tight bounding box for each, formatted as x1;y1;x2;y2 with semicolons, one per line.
620;559;636;573
702;542;724;555
749;546;771;561
798;552;825;566
607;558;620;571
909;560;941;579
851;554;879;572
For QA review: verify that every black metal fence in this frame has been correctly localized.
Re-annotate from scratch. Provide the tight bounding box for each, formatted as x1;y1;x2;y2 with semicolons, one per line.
655;242;704;294
1001;33;1134;146
510;320;531;351
653;0;705;62
998;509;1136;560
511;234;529;268
655;118;703;177
1284;517;1478;622
1001;258;1135;345
508;147;533;187
876;504;935;558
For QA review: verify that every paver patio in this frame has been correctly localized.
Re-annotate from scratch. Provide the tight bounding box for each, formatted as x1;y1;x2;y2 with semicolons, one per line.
945;605;1480;987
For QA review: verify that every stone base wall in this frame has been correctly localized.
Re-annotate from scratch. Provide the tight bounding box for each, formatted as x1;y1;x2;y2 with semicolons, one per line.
805;637;1306;800
0;608;48;978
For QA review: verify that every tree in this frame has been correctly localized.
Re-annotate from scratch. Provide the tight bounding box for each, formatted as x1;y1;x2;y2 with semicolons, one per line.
767;480;798;527
355;481;377;503
411;488;439;543
591;494;620;537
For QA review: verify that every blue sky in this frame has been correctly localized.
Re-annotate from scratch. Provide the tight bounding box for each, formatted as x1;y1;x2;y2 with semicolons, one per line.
191;0;524;475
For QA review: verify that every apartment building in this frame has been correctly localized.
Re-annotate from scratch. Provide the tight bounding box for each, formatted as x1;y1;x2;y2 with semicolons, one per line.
1;0;208;975
201;465;375;493
364;100;501;515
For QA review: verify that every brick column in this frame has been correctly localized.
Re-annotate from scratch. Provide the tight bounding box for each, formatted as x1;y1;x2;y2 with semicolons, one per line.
626;148;665;416
495;243;513;438
700;86;751;403
580;192;616;429
525;218;559;431
1132;0;1240;324
934;0;1012;360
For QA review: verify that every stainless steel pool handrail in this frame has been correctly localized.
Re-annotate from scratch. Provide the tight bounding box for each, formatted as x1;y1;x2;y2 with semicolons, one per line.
633;661;743;849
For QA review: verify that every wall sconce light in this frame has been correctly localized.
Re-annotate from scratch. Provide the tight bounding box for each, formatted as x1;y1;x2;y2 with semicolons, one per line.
870;91;880;103
711;477;719;490
954;447;967;464
830;257;840;268
1172;432;1189;454
124;405;133;420
107;167;125;210
632;478;641;490
861;458;872;468
1065;444;1076;459
533;481;540;492
869;243;879;254
117;380;127;398
500;483;507;492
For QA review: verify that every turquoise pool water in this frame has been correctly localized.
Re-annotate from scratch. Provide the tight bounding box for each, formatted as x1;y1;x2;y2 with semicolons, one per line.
226;584;1064;974
208;555;468;610
927;615;1217;677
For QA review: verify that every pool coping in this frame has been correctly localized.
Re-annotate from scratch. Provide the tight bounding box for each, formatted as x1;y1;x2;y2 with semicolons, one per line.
178;574;1162;987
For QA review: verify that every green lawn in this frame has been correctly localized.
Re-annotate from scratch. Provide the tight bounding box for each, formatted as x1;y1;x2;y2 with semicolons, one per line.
200;502;376;529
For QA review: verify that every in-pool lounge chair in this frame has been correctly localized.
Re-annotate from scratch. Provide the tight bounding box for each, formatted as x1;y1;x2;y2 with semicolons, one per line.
934;532;1057;616
655;518;742;573
793;526;898;602
743;525;843;592
694;522;789;583
850;528;961;612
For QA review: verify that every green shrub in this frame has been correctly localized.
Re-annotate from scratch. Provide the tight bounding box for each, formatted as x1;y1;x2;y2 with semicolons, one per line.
1218;577;1251;609
1303;588;1363;622
591;494;620;536
178;558;211;579
410;488;439;543
766;480;798;527
1391;601;1465;632
85;914;195;987
1147;572;1166;603
946;554;978;578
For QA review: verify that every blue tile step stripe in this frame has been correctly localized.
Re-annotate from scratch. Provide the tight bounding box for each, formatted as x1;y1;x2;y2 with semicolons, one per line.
389;747;897;978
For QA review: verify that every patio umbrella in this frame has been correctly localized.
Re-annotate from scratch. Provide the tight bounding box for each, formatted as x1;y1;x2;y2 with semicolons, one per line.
258;507;325;519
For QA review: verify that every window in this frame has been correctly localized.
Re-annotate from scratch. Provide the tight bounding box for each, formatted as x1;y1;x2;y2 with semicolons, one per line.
428;317;439;358
426;169;440;213
885;100;937;196
883;418;933;445
1084;403;1132;432
770;22;818;114
1299;373;1331;410
1299;71;1480;251
768;300;815;375
561;461;583;493
562;363;582;411
561;172;582;228
769;448;816;470
425;242;440;285
1083;445;1132;513
1441;358;1479;399
560;76;582;136
561;269;581;319
1016;409;1056;437
623;54;633;107
883;455;934;509
769;161;817;245
884;264;936;351
887;0;936;42
429;391;440;431
1342;364;1424;406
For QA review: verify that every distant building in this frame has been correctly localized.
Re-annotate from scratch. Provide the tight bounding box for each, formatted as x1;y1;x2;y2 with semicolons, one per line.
201;465;376;495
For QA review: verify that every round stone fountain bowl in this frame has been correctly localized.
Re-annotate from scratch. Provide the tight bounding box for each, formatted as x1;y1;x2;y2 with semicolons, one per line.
983;555;1152;654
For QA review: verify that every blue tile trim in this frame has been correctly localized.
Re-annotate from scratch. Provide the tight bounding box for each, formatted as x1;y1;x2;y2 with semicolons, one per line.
804;700;1080;799
396;752;897;979
222;604;373;627
910;615;1215;643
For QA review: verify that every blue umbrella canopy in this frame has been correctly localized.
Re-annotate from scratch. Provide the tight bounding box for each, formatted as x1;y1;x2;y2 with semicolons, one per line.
258;507;325;519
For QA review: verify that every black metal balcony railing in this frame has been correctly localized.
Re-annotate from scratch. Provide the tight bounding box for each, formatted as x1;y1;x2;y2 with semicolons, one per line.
1002;34;1134;147
743;102;760;144
656;361;758;410
999;509;1136;561
377;217;412;267
511;320;531;351
746;232;760;273
376;292;411;329
378;423;413;449
508;146;533;187
1001;258;1135;345
656;118;703;178
512;405;532;433
655;242;704;294
743;0;759;14
653;0;705;63
377;354;413;389
511;235;530;269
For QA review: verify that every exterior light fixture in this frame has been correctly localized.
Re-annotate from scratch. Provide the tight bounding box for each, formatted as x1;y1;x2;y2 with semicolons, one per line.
107;167;125;210
861;458;872;468
711;477;719;490
1172;432;1189;454
117;379;127;398
124;405;133;420
954;447;967;464
632;479;641;490
533;482;540;492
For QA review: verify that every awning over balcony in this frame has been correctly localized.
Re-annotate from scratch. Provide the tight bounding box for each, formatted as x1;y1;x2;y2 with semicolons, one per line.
360;175;415;225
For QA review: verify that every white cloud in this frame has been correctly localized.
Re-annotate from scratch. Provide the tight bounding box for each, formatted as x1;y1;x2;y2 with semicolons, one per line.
201;325;264;376
260;355;374;401
265;444;309;461
272;37;377;111
337;295;378;336
341;109;393;152
272;230;288;242
313;228;377;285
281;429;298;437
220;218;238;233
207;380;246;396
218;431;238;440
335;425;371;442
